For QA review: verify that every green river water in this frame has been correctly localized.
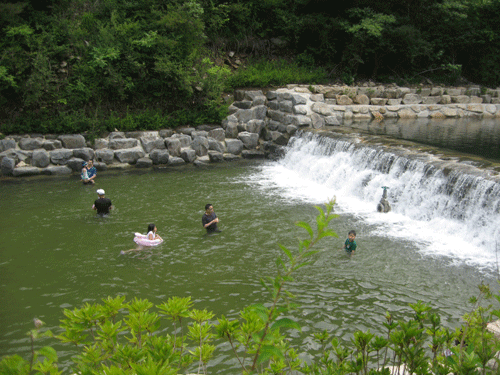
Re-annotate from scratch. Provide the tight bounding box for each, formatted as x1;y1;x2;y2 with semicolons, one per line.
0;159;497;373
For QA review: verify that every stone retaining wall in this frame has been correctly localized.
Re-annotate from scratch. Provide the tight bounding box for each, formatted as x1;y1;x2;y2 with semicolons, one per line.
2;83;499;177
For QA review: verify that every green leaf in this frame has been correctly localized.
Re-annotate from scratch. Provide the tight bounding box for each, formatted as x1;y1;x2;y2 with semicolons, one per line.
278;243;293;260
295;221;314;239
37;346;58;363
256;345;286;365
271;318;301;332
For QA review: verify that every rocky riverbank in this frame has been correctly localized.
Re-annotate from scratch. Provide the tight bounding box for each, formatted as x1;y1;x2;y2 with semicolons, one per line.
1;83;499;177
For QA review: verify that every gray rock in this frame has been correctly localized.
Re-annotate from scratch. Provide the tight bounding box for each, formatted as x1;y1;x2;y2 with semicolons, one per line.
268;101;280;110
233;101;253;109
311;102;334;116
159;129;174;138
208;138;225;153
293;105;308;115
66;157;86;171
180;148;196;163
310;94;324;102
94;162;107;171
387;99;402;105
238;131;259;149
194;159;209;167
325;115;341;126
50;149;73;165
135;157;153;168
73;147;95;161
208;128;225;142
311;113;325;129
234;105;267;123
93;139;108;150
266;91;278;100
354;94;370;105
225;122;239;138
192;136;209;156
208;150;224;162
178;127;195;135
244;90;266;105
59;134;86;148
19;137;44;150
192;130;209;138
13;167;40;177
451;95;470;104
402;94;422;104
168;156;186;165
114;148;146;164
223;153;241;161
291;93;308;105
171;134;193;148
241;150;266;159
41;166;73;175
150;149;170;164
32;149;50;168
336;95;353;105
1;156;15;175
286;125;298;135
0;139;16;152
165;137;182;156
141;137;165;153
42;139;62;151
109;131;125;140
225;139;244;155
95;149;115;164
422;96;441;105
109;138;138;150
271;131;289;145
279;100;293;113
290;115;312;127
370;98;388;105
246;119;265;135
440;95;452;104
431;87;444;96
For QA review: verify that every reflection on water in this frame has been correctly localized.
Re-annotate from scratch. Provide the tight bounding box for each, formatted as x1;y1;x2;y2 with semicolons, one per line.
352;117;500;160
0;149;499;373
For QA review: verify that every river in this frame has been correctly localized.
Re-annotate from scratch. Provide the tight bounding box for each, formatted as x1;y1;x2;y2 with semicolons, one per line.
1;124;499;373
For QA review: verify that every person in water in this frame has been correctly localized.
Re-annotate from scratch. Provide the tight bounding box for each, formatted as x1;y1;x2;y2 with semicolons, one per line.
341;230;357;255
147;223;162;241
92;189;113;215
202;204;221;233
86;159;97;182
81;162;94;185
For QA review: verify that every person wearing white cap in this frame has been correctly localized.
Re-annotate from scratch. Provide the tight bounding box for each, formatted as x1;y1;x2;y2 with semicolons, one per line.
92;189;113;215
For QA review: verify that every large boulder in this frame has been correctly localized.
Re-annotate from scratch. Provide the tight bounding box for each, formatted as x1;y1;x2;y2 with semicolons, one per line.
141;137;165;153
208;150;224;162
13;166;40;177
32;149;50;168
73;147;95;161
50;149;73;165
135;157;153;168
41;166;73;175
208;138;226;154
246;119;265;135
159;129;174;138
168;156;186;166
192;136;209;156
93;139;109;150
0;139;16;152
171;134;192;148
1;156;15;175
19;137;44;150
95;149;114;164
42;139;62;151
108;138;138;150
180;148;196;163
114;148;145;164
109;131;125;140
150;149;170;165
237;131;259;149
208;128;225;142
66;157;86;171
225;139;244;155
165;137;181;156
225;122;239;138
59;134;86;149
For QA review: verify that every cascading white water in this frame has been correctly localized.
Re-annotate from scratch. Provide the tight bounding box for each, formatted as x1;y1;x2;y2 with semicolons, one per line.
250;132;500;270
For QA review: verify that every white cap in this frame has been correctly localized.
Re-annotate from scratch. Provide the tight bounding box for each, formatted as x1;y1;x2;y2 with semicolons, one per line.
96;189;105;195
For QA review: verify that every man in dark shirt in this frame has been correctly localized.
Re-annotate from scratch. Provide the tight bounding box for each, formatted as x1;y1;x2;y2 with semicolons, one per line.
93;189;113;215
202;203;221;233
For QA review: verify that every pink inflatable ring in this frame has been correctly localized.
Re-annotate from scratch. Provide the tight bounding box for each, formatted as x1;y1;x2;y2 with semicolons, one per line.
133;232;163;247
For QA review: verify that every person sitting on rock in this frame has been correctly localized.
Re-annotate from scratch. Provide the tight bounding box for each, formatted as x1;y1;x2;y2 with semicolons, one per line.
86;159;97;183
81;162;94;185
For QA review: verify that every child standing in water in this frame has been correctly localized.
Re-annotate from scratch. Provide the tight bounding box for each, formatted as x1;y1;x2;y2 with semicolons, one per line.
341;230;357;255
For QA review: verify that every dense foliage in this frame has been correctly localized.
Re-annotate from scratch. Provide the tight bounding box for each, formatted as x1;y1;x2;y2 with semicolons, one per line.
1;201;500;375
1;0;499;134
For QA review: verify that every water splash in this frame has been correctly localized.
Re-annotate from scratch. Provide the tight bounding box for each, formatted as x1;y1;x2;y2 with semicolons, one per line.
248;132;500;270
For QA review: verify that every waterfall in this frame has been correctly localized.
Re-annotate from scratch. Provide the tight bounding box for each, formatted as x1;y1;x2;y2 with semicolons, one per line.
250;131;500;270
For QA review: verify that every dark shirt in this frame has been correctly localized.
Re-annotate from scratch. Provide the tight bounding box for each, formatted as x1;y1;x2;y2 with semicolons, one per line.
202;212;218;232
94;197;112;215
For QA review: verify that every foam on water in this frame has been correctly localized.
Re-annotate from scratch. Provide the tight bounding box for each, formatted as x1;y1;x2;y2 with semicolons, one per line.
246;132;500;270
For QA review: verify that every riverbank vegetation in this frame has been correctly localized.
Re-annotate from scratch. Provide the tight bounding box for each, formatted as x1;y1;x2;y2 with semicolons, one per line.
1;201;500;374
1;0;499;135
